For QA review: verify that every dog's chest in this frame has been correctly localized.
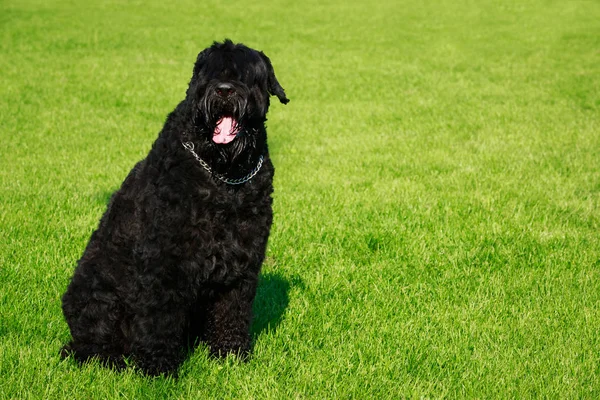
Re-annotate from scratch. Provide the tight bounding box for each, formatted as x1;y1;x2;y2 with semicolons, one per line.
185;185;272;283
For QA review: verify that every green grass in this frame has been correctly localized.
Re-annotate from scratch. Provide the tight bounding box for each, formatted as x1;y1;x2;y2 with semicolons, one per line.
1;0;599;397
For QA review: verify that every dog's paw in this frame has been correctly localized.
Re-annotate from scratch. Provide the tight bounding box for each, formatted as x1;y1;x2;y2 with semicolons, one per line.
209;342;251;361
134;354;182;378
59;343;74;359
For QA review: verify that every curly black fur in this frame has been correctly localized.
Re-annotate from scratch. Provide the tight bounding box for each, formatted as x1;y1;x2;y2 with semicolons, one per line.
61;39;289;376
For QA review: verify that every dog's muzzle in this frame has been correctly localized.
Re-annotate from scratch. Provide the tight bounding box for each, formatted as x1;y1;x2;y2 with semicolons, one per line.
201;82;249;145
215;82;236;98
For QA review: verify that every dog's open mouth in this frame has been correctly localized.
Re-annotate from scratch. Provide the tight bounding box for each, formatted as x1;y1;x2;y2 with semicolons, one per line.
213;116;240;144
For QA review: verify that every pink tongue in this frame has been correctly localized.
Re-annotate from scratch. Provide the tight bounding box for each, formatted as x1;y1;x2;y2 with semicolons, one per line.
213;117;238;144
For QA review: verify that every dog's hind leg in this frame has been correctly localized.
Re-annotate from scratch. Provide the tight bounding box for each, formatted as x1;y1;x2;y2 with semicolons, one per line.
61;268;126;369
61;340;126;370
60;304;126;369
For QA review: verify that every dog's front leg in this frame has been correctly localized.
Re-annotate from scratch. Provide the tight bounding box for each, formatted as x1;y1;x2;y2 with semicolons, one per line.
203;276;258;359
129;300;187;377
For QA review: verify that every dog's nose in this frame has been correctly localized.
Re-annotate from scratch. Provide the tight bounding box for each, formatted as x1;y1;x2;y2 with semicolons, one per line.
215;83;235;97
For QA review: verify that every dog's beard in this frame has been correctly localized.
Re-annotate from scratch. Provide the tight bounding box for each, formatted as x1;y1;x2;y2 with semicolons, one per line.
200;92;248;144
193;94;261;176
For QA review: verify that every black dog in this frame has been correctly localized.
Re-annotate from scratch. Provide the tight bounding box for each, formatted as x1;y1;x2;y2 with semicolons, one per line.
61;39;288;376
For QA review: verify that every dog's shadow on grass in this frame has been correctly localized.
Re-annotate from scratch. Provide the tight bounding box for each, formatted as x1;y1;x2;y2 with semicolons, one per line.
251;272;300;339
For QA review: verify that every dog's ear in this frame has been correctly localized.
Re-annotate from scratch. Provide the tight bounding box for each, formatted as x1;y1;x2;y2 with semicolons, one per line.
192;47;211;79
186;48;211;98
259;51;289;105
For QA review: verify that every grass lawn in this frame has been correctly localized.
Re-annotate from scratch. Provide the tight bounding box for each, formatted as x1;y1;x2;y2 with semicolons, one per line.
1;0;600;397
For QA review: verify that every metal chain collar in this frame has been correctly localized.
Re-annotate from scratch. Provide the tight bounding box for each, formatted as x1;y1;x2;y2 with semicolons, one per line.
182;141;264;185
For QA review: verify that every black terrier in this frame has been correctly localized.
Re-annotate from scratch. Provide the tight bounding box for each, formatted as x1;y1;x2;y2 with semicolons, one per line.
61;39;289;376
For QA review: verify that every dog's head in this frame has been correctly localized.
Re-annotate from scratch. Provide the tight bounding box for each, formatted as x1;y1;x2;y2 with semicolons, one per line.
186;39;288;146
